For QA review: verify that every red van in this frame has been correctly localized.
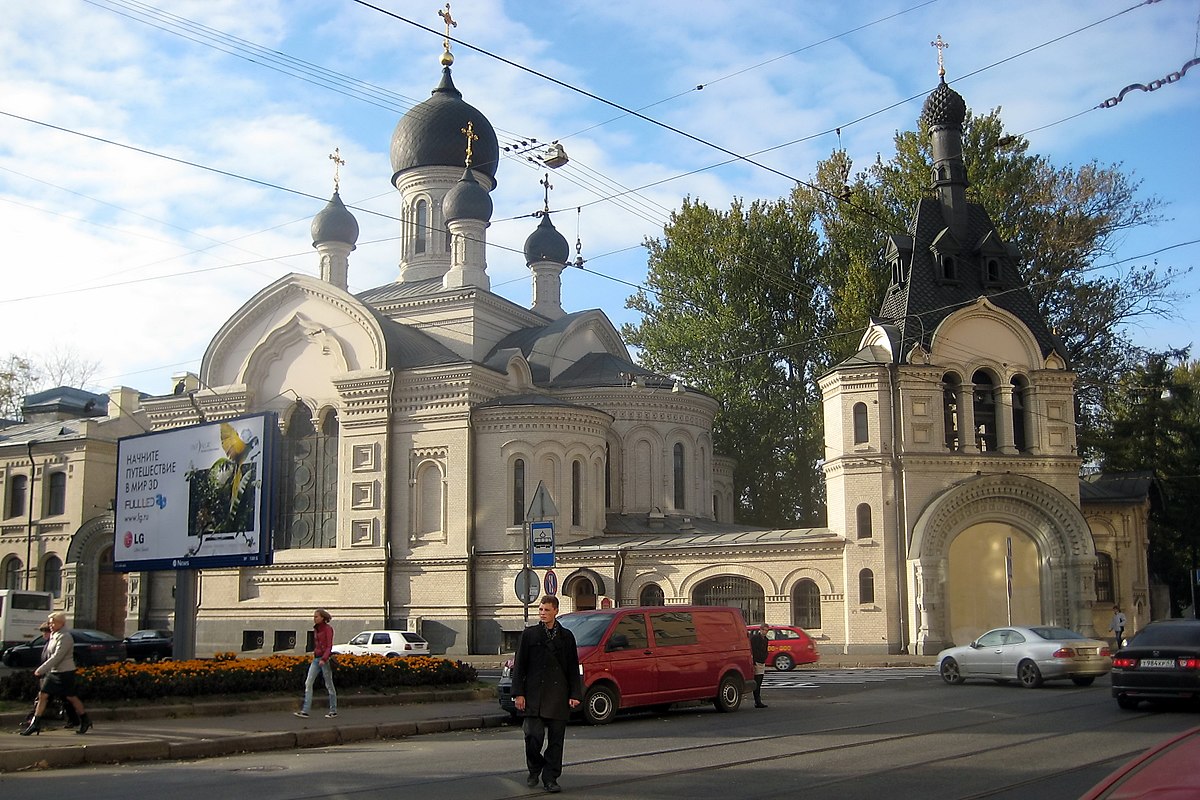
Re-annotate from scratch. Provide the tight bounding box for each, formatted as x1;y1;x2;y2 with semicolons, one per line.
500;605;755;724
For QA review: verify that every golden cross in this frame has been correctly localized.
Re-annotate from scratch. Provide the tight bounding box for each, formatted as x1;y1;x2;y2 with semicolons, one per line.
930;34;949;78
540;172;553;212
328;147;345;193
461;121;478;167
438;3;457;53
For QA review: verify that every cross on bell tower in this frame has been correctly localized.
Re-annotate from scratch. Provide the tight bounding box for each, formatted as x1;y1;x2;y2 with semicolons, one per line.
930;34;950;78
328;147;345;193
438;3;457;65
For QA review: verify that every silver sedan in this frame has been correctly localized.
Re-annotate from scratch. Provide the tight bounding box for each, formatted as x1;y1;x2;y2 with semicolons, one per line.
937;626;1112;688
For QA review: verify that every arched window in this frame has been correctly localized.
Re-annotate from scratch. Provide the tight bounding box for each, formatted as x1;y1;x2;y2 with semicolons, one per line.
571;459;582;526
693;575;764;625
640;583;665;606
793;580;821;629
415;462;442;537
3;556;22;590
986;258;1001;283
41;555;62;597
940;255;956;281
859;569;875;604
1095;553;1115;603
512;458;526;526
853;403;869;444
276;404;339;550
414;199;428;254
943;373;961;451
972;371;997;452
856;503;873;539
673;443;686;509
8;474;28;518
47;472;67;516
604;443;612;510
1011;376;1030;452
712;494;720;521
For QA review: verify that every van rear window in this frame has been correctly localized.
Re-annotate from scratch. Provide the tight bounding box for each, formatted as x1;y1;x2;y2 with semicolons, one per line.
11;593;51;611
650;612;698;646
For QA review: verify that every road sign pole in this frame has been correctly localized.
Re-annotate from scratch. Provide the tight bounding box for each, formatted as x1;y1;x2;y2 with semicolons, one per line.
523;519;531;624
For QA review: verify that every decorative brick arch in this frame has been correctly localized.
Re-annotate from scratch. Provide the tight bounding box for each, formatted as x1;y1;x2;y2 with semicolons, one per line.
909;474;1097;653
679;563;777;598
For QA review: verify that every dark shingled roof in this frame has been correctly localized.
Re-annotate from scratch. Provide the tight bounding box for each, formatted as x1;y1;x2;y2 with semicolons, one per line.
364;307;462;370
390;67;499;186
1080;470;1160;506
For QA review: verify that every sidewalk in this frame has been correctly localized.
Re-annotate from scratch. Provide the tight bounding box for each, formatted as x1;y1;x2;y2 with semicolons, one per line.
0;653;936;773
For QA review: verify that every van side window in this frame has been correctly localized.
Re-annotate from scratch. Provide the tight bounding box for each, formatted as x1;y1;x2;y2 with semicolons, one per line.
607;615;649;650
649;612;698;646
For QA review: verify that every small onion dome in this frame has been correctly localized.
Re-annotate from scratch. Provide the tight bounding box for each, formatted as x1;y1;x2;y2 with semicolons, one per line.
390;67;500;187
524;211;570;265
311;191;359;248
443;168;493;223
921;78;967;129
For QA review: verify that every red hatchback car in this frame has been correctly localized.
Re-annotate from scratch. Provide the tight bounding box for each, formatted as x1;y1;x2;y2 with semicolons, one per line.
748;625;819;670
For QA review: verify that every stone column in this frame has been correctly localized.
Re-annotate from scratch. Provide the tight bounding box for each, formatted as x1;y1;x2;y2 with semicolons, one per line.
996;384;1016;454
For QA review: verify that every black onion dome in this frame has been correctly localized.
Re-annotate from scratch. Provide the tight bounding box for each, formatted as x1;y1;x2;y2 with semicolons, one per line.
524;212;570;265
390;67;499;186
311;191;359;248
921;79;967;129
443;168;493;222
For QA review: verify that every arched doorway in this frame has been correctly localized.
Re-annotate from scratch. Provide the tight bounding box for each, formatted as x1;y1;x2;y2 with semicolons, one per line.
94;545;127;636
947;523;1040;645
692;575;764;624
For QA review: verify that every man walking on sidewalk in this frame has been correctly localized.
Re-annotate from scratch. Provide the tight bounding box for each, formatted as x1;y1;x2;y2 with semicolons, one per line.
750;622;770;708
512;595;582;793
295;609;337;719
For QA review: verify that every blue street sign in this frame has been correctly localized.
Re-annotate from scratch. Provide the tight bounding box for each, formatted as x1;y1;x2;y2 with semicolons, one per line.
531;520;555;567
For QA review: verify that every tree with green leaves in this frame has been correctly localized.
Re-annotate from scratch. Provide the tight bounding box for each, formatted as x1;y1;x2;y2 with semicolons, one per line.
0;348;102;422
0;355;38;422
628;107;1182;526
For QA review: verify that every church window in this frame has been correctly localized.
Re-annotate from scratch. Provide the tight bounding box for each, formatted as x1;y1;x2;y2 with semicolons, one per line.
415;462;443;538
940;255;956;281
986;258;1001;283
853;403;869;444
604;444;611;510
856;503;873;539
2;556;21;590
891;258;903;285
793;580;821;629
673;443;686;510
640;583;665;606
41;555;62;597
943;373;961;450
713;493;720;521
512;458;526;526
858;569;875;604
46;472;67;516
8;474;27;518
1095;553;1115;603
694;575;764;626
1012;376;1030;452
634;440;653;508
415;199;428;254
972;371;997;452
275;404;339;550
445;225;452;254
571;459;582;526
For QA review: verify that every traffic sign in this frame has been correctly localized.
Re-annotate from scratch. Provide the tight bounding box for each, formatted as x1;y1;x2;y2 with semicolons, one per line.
526;480;559;520
531;520;555;567
544;569;558;596
515;568;540;604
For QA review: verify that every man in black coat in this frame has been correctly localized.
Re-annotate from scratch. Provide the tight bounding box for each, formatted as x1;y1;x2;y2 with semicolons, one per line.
750;622;769;708
512;595;583;793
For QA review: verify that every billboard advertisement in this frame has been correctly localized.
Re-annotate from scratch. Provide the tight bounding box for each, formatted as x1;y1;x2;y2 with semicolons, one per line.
113;413;276;571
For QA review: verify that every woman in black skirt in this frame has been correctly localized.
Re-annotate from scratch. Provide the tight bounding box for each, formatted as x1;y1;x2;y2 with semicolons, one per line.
20;611;92;735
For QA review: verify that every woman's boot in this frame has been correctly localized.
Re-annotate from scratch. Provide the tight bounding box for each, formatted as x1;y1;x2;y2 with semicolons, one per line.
76;713;93;735
19;716;44;736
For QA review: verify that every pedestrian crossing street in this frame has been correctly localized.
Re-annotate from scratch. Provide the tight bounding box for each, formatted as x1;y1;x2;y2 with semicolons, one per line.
759;667;936;689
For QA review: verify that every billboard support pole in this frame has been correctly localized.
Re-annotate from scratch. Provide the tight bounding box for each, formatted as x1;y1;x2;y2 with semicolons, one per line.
173;569;197;661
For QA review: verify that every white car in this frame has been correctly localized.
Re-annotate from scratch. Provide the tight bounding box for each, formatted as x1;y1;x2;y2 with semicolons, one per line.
937;625;1111;688
332;630;430;658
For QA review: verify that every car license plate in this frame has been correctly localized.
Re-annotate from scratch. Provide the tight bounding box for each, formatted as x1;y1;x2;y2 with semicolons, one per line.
1141;659;1175;668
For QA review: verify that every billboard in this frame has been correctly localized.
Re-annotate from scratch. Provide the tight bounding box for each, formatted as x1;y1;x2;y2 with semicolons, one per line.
113;413;276;571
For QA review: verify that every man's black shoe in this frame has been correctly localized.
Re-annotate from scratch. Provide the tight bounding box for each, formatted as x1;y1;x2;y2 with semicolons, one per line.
544;780;562;793
755;702;768;708
526;771;541;787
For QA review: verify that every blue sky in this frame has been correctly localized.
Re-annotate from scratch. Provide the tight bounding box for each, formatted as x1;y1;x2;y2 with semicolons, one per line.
2;0;1197;395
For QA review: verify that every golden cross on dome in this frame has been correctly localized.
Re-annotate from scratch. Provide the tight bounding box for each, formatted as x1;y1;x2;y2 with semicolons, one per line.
438;4;457;54
930;34;949;78
461;121;478;167
328;147;345;192
540;172;553;212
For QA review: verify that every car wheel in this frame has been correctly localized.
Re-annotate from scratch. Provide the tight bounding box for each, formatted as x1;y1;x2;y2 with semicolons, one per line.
1071;676;1096;687
1017;659;1043;688
713;672;743;713
774;653;795;671
583;684;618;725
939;657;965;685
1116;694;1139;711
386;652;401;658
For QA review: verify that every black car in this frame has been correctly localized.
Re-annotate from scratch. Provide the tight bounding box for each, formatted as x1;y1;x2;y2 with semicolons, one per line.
1111;619;1200;710
124;629;173;662
0;628;127;668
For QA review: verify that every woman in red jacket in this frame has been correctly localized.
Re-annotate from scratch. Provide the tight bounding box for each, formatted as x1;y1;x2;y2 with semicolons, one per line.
294;609;337;719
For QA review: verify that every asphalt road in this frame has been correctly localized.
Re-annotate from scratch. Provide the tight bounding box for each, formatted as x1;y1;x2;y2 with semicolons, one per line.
6;672;1197;800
